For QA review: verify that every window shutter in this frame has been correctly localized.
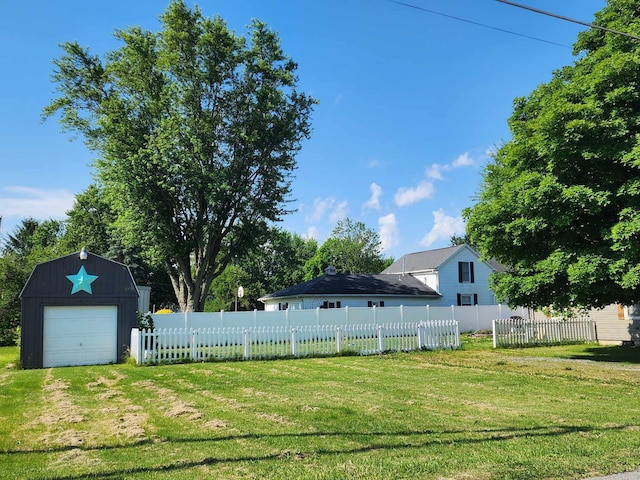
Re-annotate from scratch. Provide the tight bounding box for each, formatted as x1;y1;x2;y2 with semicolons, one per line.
457;294;461;306
337;301;342;308
473;294;478;305
368;301;373;307
380;301;385;307
458;262;463;283
470;262;475;283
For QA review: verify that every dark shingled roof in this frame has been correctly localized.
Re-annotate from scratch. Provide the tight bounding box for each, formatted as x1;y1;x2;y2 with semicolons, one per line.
382;245;466;274
260;273;440;300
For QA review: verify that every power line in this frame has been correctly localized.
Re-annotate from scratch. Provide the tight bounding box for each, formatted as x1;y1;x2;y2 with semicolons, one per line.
387;0;569;48
496;0;640;41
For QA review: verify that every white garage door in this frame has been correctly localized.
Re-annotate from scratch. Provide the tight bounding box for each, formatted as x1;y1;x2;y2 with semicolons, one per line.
43;306;118;368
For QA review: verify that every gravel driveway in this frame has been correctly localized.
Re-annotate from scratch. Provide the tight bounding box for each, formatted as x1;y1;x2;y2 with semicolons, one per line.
583;469;640;480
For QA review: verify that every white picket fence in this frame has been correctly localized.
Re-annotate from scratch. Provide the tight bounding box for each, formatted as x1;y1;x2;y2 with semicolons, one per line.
492;317;597;348
130;319;460;364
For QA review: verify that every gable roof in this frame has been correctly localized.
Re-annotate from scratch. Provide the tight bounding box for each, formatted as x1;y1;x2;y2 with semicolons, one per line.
382;245;467;274
260;273;440;301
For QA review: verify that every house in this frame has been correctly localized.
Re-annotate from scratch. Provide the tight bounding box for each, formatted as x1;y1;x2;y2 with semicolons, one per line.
534;304;640;345
259;266;440;311
381;244;502;306
20;249;140;369
259;244;501;311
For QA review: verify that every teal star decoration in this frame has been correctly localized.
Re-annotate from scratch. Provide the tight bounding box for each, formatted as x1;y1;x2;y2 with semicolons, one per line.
66;266;99;294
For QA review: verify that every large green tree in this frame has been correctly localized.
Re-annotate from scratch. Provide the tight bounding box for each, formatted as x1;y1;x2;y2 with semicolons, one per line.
60;184;114;255
464;0;640;310
304;218;392;279
44;1;315;312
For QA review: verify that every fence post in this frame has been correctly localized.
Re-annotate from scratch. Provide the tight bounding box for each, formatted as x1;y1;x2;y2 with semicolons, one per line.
400;305;404;325
475;304;479;331
378;325;384;352
191;330;197;361
417;322;423;349
291;328;297;356
336;326;341;353
426;304;430;321
345;306;349;326
492;319;498;348
243;329;249;359
133;328;139;364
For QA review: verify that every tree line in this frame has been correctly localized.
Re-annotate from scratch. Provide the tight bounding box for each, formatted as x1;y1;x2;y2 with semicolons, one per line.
0;214;392;346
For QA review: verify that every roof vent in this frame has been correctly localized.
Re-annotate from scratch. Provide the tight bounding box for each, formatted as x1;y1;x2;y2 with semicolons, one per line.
325;265;337;276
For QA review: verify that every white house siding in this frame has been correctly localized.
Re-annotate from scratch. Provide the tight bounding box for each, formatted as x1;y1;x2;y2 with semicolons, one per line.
427;248;496;306
411;272;438;293
263;296;439;311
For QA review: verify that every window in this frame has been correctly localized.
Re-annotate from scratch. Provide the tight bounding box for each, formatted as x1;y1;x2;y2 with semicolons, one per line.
321;301;342;309
458;261;475;283
367;301;385;307
278;302;288;311
457;294;478;306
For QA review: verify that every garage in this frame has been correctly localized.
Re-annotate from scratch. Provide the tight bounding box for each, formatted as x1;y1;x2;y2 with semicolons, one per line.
20;250;139;369
43;306;118;368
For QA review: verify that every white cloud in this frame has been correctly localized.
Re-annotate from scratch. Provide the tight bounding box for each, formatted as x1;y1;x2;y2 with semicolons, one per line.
425;151;477;182
306;197;335;222
426;164;445;180
394;181;435;207
329;200;349;223
367;158;379;168
0;186;75;219
378;213;399;253
452;152;474;168
362;183;382;212
420;209;465;247
306;197;349;224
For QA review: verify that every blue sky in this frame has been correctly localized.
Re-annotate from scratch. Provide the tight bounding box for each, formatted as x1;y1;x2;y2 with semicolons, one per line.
0;0;606;259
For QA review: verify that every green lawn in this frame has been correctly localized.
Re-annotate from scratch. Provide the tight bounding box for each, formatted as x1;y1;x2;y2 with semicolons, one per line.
1;339;639;479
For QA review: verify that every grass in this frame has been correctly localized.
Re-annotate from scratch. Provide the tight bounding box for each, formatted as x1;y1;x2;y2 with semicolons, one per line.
1;338;639;479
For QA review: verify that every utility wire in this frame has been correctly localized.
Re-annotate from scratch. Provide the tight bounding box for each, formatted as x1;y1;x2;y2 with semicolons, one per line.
497;0;640;41
387;0;569;48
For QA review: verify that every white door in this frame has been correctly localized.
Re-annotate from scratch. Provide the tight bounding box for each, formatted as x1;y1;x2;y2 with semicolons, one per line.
43;306;118;368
